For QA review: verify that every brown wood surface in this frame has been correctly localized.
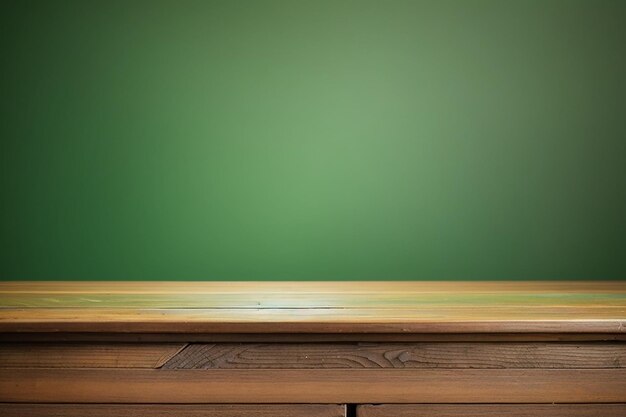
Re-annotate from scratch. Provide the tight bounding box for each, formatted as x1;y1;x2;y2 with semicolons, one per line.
7;341;620;370
161;342;626;369
1;368;624;403
0;343;186;368
3;309;625;333
0;404;345;417
357;404;626;417
1;332;625;342
1;281;625;334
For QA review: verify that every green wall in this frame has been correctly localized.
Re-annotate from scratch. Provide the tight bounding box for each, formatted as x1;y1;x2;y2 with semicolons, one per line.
1;0;625;281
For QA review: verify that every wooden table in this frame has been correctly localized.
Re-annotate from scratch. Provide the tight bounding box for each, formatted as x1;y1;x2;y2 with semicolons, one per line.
1;281;625;416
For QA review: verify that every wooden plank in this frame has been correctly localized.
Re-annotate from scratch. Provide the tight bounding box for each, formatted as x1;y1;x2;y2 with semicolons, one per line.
357;404;626;417
1;307;624;333
1;281;624;334
1;368;624;403
0;404;346;417
161;342;626;369
0;343;186;368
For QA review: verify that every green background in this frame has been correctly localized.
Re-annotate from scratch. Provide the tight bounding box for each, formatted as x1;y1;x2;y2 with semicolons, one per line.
1;0;625;281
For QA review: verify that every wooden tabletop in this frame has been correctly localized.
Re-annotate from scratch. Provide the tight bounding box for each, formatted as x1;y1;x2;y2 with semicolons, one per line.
0;281;625;334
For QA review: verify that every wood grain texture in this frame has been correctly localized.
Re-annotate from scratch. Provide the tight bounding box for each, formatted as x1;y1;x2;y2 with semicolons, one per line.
1;281;625;334
5;292;626;308
3;306;624;334
0;404;345;417
357;404;626;417
0;343;186;368
1;368;624;403
2;309;625;333
160;342;626;369
2;332;625;342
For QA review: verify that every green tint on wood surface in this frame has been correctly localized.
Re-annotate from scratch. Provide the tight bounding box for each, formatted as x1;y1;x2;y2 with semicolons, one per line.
1;0;625;280
1;293;625;309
